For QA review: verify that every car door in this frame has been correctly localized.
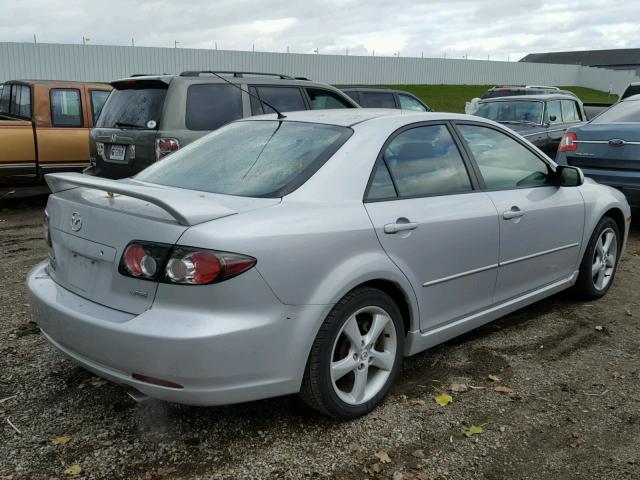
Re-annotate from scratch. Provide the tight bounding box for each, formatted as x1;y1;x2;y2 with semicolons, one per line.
364;122;500;331
455;122;585;304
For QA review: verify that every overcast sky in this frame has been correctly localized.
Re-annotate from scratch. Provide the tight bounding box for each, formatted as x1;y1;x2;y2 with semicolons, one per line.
2;0;639;61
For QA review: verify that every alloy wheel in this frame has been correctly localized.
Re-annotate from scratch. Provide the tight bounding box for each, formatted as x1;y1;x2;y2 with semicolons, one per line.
330;306;397;405
591;227;617;291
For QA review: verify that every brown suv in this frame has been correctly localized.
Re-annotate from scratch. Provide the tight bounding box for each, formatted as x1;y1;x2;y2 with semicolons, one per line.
87;71;360;179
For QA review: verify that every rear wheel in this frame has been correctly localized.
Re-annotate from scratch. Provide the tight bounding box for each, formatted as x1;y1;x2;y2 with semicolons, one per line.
574;216;620;300
300;288;404;420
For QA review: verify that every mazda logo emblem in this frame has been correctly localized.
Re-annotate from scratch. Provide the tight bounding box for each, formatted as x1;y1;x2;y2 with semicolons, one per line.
70;212;83;232
608;138;625;147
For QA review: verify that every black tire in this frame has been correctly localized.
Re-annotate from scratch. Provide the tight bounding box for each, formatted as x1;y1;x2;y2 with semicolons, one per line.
299;287;404;420
573;216;620;300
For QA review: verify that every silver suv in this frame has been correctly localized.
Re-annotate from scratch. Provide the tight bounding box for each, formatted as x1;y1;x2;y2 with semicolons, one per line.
87;71;359;179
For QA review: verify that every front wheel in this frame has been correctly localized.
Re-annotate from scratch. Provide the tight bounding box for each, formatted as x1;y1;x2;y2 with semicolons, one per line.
573;216;620;300
300;288;404;420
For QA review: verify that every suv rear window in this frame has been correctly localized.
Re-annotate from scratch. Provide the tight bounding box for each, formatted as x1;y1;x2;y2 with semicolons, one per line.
97;81;167;129
186;84;243;131
136;120;352;197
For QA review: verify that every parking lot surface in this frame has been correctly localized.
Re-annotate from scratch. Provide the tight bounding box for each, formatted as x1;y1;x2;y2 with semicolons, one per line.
1;195;639;480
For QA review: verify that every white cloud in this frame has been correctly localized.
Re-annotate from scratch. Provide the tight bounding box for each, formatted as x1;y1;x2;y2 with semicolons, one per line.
1;0;639;61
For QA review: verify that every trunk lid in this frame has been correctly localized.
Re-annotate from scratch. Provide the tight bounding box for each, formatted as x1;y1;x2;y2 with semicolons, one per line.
568;124;640;172
44;174;280;314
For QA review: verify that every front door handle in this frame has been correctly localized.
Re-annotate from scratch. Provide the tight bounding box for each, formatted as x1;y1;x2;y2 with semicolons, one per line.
503;206;525;220
384;220;418;234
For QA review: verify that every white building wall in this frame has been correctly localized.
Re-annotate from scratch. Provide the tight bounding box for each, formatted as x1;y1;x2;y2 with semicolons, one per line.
1;42;638;94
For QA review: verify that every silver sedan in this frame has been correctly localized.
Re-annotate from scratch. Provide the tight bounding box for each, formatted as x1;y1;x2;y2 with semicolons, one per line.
28;109;631;420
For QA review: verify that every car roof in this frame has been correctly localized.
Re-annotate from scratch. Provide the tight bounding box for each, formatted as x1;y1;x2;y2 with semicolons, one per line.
112;73;338;89
238;109;478;127
480;94;577;102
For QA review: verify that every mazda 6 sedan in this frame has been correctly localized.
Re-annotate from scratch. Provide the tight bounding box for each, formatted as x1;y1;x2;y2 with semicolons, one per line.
28;109;631;420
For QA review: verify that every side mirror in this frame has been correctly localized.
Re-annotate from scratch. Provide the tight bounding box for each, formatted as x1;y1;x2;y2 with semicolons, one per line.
557;166;584;187
549;115;557;122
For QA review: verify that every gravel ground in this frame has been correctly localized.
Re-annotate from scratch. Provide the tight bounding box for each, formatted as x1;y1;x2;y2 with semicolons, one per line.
1;195;639;480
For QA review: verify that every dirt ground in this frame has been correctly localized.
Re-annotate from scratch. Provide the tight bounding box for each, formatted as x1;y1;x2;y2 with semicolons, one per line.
1;194;638;480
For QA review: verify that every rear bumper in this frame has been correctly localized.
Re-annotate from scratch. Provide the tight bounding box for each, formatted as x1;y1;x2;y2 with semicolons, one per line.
27;261;330;406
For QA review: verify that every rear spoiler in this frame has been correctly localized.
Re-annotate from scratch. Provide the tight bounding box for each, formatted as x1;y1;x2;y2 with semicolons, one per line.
45;172;236;226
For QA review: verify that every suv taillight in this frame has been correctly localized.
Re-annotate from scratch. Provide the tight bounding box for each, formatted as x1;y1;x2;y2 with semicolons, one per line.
155;138;180;161
118;241;256;285
558;132;577;152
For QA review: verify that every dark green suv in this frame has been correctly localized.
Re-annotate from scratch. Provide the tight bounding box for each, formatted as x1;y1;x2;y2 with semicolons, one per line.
87;71;359;179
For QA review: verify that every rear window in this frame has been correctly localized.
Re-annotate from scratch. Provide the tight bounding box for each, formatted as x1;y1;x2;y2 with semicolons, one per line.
186;84;243;131
96;81;167;129
591;100;640;123
136;120;352;197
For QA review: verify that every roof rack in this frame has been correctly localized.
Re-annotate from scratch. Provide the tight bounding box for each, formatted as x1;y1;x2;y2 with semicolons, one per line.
130;73;170;77
179;70;294;79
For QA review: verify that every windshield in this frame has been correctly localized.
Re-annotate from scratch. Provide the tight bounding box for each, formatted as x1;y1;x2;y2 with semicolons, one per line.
96;82;167;129
136;120;353;197
474;101;543;124
591;100;640;123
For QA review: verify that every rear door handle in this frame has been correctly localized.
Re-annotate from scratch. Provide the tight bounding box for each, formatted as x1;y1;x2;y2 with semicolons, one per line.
502;207;525;220
384;220;418;234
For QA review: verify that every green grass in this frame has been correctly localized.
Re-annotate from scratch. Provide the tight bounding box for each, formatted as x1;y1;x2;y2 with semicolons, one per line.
372;85;617;113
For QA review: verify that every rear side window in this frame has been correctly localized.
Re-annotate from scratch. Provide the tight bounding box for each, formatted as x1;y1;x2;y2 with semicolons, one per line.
306;88;353;109
250;86;306;115
591;100;640;123
50;89;82;127
341;90;360;104
136;121;352;197
546;100;562;124
90;90;110;123
367;158;397;200
359;92;396;108
399;94;428;112
96;82;167;129
371;125;472;198
561;100;580;122
186;84;243;131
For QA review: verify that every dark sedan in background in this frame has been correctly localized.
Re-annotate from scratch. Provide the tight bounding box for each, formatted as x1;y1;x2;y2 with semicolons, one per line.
472;94;586;157
556;94;640;208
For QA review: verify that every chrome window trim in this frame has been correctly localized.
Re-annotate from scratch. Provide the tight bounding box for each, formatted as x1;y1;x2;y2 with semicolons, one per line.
422;243;580;287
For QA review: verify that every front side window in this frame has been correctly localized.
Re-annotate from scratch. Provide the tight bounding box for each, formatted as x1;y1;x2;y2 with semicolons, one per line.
591;100;640;123
561;100;580;122
0;84;9;114
359;92;396;109
250;86;306;115
186;84;243;131
398;94;428;112
474;100;543;125
50;89;82;127
457;124;554;190
306;88;353;110
90;90;110;123
546;100;562;124
376;125;472;198
136;121;352;197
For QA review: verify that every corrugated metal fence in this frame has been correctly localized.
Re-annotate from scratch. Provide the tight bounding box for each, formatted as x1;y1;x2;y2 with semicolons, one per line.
1;42;638;94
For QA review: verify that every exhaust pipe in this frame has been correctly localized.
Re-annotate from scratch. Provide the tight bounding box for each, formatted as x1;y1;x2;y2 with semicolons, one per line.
126;388;151;403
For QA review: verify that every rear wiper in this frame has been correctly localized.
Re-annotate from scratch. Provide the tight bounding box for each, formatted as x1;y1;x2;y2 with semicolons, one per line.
114;121;146;129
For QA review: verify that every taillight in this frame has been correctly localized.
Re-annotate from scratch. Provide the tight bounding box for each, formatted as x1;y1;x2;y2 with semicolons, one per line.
118;241;172;280
119;241;256;285
155;137;180;160
559;132;577;152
